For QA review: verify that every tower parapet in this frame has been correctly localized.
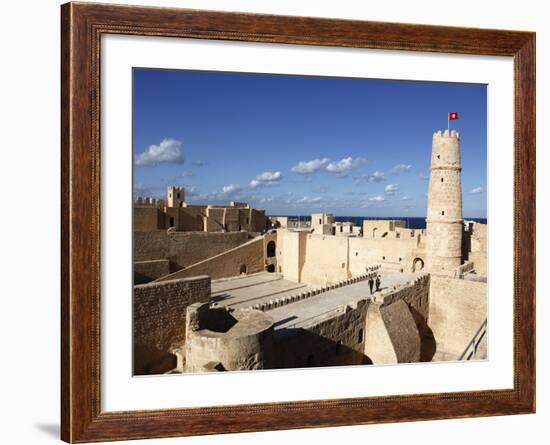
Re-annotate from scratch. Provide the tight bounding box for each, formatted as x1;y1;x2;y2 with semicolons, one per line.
167;185;185;208
426;129;463;275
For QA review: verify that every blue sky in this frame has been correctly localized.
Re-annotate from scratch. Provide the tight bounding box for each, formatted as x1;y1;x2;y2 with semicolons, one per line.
133;69;487;218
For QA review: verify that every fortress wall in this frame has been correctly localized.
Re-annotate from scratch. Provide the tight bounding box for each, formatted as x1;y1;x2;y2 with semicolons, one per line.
429;275;487;359
469;252;487;277
468;223;487;277
280;230;307;282
273;300;371;369
133;230;170;261
249;208;267;232
279;233;423;285
362;220;405;239
300;234;350;285
133;230;249;267
134;259;170;284
133;276;210;374
155;236;265;281
348;237;420;275
178;206;206;231
134;206;163;231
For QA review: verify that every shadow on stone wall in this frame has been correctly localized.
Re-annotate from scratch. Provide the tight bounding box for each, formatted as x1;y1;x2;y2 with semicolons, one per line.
134;344;178;375
274;328;372;369
420;326;436;362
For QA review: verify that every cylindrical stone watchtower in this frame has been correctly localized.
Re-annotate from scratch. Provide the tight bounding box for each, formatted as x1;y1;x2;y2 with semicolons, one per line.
426;129;463;276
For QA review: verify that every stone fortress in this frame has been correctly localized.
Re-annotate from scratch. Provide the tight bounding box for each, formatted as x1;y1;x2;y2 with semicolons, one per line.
133;129;488;375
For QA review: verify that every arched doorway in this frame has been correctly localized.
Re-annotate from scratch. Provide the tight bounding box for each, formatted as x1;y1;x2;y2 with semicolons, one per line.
372;228;378;238
239;264;247;275
266;240;276;258
413;257;425;273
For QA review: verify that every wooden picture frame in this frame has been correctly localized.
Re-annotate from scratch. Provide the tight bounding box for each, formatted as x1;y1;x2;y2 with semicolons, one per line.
61;2;535;442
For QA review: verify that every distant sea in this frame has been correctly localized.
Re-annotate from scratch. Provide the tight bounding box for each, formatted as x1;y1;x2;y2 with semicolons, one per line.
284;216;487;230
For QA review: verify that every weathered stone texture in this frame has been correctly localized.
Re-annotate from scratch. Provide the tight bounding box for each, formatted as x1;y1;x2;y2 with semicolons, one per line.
133;276;210;374
379;300;421;363
156;236;265;281
467;223;487;277
426;130;463;276
273;300;371;369
184;304;274;372
134;259;170;284
429;275;487;359
133;230;250;268
365;274;429;363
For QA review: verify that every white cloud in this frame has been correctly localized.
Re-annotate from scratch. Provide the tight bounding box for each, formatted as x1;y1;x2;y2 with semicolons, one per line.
325;157;367;175
392;163;412;173
369;195;385;202
420;173;430;181
249;171;282;188
296;196;322;204
192;160;207;166
471;186;485;194
384;183;399;195
401;195;411;201
368;171;386;182
222;184;241;194
181;170;194;177
291;158;329;174
355;171;386;184
135;138;183;166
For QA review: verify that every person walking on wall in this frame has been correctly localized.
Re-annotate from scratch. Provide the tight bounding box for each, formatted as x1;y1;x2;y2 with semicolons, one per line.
368;276;374;294
375;275;381;292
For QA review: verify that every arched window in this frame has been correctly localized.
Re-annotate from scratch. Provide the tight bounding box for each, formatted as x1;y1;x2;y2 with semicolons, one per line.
266;241;276;258
413;257;425;273
239;264;247;275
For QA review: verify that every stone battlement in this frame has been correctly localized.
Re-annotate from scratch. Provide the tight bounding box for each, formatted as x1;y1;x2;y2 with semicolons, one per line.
239;265;382;312
433;129;460;139
135;196;161;206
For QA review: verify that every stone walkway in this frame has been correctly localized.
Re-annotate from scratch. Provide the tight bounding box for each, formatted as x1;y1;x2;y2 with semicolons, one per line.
211;271;416;330
268;271;415;331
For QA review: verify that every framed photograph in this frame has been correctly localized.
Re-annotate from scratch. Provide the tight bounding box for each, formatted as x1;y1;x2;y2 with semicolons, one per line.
61;2;535;442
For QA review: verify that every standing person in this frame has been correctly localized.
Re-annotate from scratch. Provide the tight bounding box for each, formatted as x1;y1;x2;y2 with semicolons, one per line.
375;275;381;292
368;276;374;294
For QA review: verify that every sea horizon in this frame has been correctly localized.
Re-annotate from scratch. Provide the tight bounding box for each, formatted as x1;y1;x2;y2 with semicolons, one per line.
269;215;487;230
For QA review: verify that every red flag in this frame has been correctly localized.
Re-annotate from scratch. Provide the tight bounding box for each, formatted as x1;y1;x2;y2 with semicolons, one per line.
449;112;459;120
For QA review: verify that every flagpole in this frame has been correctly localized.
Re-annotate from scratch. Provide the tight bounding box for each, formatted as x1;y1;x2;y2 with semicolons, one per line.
447;113;450;132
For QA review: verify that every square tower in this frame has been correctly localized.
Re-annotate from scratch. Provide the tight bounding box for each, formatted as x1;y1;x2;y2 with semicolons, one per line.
167;186;185;208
